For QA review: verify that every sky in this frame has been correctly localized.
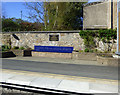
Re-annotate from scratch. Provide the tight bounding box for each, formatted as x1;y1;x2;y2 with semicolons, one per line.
2;0;96;22
2;2;29;21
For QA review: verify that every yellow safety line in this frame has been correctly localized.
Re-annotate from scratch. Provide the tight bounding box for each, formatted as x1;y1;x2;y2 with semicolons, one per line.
1;69;118;85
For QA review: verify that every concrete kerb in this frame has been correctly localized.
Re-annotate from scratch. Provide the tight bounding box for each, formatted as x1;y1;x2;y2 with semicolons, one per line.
2;57;100;66
3;55;119;67
32;52;119;67
1;69;118;93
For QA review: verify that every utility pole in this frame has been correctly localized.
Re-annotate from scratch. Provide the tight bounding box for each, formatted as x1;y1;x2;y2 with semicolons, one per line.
111;0;113;29
20;11;22;31
116;0;120;55
21;11;22;20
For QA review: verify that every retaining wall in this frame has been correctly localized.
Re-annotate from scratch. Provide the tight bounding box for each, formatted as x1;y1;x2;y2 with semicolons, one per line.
0;31;117;52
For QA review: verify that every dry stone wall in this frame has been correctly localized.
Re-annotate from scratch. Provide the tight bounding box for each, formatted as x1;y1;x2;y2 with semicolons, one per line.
0;31;117;52
0;31;85;51
0;34;11;46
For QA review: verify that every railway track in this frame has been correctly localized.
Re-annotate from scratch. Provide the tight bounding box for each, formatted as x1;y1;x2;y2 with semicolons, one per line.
1;82;94;95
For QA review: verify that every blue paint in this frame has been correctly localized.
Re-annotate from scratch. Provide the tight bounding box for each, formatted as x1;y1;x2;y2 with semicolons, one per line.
33;46;73;53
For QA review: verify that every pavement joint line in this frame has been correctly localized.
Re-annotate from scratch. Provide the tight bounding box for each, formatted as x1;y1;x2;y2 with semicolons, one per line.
1;69;118;85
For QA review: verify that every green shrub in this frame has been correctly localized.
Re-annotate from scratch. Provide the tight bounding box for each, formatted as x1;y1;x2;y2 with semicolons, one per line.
2;18;20;32
104;51;109;53
84;48;94;53
94;49;98;53
79;50;84;52
1;45;11;51
19;47;25;50
79;29;117;52
12;46;19;49
98;29;117;42
84;48;89;52
79;30;96;49
89;49;93;53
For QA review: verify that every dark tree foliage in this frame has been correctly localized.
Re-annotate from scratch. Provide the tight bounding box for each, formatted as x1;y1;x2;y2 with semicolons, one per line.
2;18;20;32
25;2;86;30
2;18;44;32
2;2;86;32
44;2;85;30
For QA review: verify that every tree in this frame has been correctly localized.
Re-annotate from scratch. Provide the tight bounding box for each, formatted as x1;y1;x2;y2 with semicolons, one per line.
24;2;44;23
2;18;20;32
2;17;45;32
20;21;44;31
25;2;86;30
45;2;85;30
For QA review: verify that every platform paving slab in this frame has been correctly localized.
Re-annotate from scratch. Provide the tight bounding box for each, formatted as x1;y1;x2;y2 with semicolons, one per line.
6;75;37;85
1;69;118;93
57;80;89;93
30;77;62;89
1;73;16;82
89;82;118;93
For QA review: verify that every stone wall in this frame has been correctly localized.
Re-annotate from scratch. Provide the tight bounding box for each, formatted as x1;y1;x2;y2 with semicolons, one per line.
0;31;117;52
0;31;85;51
0;34;11;46
96;40;117;52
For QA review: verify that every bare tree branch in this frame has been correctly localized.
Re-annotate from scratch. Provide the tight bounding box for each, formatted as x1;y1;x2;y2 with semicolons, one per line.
24;2;44;22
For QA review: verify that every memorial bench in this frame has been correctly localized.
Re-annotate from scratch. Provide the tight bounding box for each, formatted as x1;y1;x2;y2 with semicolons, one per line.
33;46;73;53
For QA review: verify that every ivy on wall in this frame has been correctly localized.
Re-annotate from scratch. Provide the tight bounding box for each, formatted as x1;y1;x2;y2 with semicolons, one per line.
79;29;117;52
79;30;96;49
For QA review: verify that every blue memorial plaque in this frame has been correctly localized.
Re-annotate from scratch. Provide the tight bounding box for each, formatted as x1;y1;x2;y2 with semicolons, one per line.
33;46;73;53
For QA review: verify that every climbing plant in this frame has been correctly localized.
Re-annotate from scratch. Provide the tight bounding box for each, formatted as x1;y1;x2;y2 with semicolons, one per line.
79;29;117;52
79;30;96;49
97;29;117;51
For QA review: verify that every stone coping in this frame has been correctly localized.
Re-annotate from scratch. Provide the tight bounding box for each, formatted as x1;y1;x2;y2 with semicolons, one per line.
0;30;80;34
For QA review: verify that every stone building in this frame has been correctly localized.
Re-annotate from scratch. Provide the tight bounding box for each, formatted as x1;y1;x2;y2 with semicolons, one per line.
83;0;117;30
